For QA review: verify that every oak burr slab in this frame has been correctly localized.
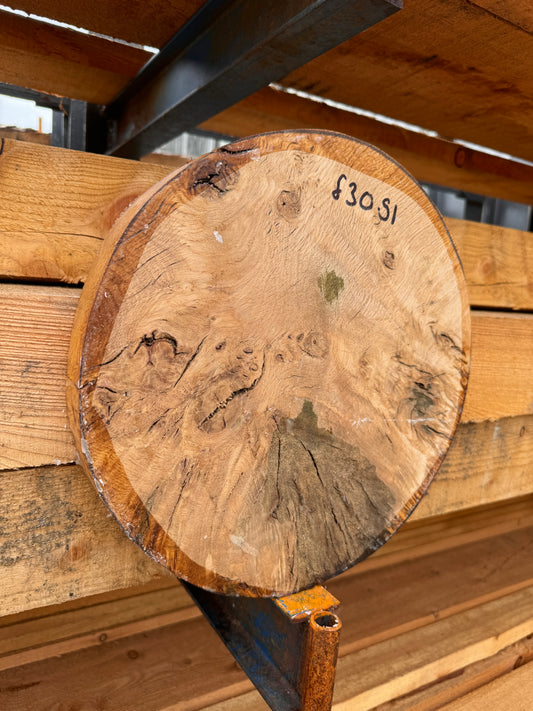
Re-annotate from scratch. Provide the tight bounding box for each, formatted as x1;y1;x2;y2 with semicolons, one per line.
68;131;470;596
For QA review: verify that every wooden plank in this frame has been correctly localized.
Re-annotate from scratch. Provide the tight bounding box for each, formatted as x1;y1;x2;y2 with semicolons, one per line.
200;87;533;205
1;140;531;313
0;139;171;285
0;584;196;672
1;285;532;469
374;637;533;710
0;463;172;616
1;452;530;615
0;610;252;711
439;661;533;711
0;10;149;104
280;0;533;162
0;576;175;629
6;1;204;48
447;218;533;311
0;285;78;469
330;586;533;710
0;127;49;146
1;531;532;710
462;312;533;422
329;527;533;656
412;414;533;520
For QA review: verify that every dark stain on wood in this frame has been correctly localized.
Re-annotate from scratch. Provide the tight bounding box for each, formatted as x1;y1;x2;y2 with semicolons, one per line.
318;270;345;304
262;400;397;588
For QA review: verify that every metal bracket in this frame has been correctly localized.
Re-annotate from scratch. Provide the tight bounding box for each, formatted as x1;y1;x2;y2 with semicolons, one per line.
0;82;87;151
182;581;341;710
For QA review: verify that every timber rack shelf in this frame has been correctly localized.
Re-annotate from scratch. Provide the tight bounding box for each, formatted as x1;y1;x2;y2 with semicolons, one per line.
0;1;531;709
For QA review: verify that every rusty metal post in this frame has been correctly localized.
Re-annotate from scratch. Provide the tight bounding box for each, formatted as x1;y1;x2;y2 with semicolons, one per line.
299;610;342;710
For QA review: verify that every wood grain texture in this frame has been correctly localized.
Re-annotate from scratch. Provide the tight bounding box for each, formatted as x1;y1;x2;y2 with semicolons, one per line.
281;0;533;161
1;452;530;615
0;283;529;472
0;582;194;672
447;218;533;311
369;495;533;572
0;284;78;469
439;661;533;711
413;414;533;519
463;311;533;422
1;527;532;710
374;637;533;710
0;138;171;285
1;140;531;314
330;587;533;710
0;10;149;103
0;127;50;145
68;131;470;595
0;464;171;616
200;86;533;205
5;0;204;48
468;0;533;33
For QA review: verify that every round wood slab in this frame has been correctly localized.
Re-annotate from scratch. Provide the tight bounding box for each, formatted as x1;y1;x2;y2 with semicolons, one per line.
68;131;470;596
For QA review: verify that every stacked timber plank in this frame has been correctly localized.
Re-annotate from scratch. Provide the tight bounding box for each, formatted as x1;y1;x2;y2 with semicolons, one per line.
0;134;531;708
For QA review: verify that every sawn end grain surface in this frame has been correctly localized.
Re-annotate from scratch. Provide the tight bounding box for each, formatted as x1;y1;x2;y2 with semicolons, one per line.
68;131;470;596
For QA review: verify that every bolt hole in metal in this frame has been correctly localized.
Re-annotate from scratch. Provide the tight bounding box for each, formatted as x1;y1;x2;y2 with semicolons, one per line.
311;611;340;629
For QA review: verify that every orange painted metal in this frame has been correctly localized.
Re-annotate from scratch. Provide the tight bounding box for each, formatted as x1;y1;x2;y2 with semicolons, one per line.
275;585;340;621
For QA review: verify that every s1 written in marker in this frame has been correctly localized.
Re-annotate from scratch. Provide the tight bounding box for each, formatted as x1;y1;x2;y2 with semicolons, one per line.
332;174;398;225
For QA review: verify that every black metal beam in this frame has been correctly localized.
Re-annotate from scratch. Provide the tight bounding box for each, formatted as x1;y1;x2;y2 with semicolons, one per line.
0;81;68;111
102;0;401;159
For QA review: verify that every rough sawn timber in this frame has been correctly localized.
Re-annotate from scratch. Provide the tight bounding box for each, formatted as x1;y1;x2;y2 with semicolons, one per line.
200;87;533;206
2;139;532;313
68;130;470;595
2;284;530;472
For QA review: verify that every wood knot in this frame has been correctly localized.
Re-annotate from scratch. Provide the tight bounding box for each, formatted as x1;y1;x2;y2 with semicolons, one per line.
196;345;265;433
274;331;329;363
297;331;329;358
276;189;301;219
189;157;236;196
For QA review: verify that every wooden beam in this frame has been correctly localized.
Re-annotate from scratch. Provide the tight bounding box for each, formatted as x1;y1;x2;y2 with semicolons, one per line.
463;311;533;422
5;1;204;49
0;284;531;469
368;495;533;572
0;463;172;616
412;414;533;520
447;218;533;311
0;10;149;104
0;465;530;615
0;583;195;672
0;139;171;285
1;140;531;312
280;0;533;162
0;127;50;146
330;587;533;710
200;87;533;205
